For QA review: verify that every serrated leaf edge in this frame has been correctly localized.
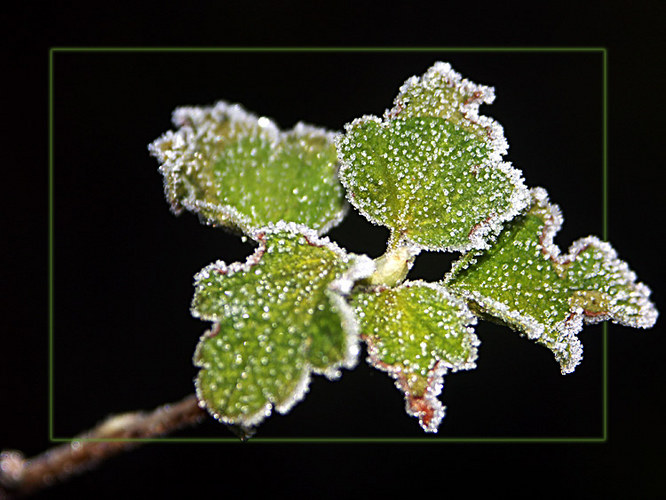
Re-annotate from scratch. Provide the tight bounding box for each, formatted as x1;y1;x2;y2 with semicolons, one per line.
361;280;479;432
149;101;348;236
445;187;658;374
385;61;532;252
451;160;530;253
386;61;508;165
191;221;374;427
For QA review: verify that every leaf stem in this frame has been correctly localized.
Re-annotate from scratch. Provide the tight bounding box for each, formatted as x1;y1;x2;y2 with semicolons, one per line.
363;243;418;288
0;394;205;497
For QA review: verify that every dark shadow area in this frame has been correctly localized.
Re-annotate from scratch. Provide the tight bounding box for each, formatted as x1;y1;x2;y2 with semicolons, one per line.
407;250;458;283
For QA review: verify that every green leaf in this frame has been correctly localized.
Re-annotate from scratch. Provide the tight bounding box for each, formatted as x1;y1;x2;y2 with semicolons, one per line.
445;188;658;374
337;62;529;252
388;61;505;146
149;102;347;236
353;281;478;432
191;222;374;428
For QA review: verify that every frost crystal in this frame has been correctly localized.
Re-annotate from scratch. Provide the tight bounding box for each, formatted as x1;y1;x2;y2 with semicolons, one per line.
353;281;478;432
149;101;347;236
445;188;658;374
337;62;530;252
191;222;373;428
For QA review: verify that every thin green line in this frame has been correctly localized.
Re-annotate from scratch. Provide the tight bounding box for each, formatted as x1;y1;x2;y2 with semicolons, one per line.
50;437;605;444
50;46;606;53
250;437;606;444
602;48;609;442
49;48;55;442
603;323;608;441
50;48;607;444
603;49;608;241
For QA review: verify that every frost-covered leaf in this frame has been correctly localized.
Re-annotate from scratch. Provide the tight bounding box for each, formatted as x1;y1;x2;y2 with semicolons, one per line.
337;62;529;252
387;61;507;152
445;188;658;374
353;281;478;432
149;102;347;236
191;222;374;428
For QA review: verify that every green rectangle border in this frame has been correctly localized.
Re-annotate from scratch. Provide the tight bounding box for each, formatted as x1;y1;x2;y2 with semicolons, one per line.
48;46;608;444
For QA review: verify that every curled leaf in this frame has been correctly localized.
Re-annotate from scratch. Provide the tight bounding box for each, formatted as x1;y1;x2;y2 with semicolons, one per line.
191;222;374;428
353;281;478;432
149;102;347;236
445;188;658;374
337;62;529;252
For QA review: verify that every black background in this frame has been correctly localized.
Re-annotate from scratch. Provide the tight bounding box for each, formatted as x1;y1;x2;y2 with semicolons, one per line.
3;3;665;498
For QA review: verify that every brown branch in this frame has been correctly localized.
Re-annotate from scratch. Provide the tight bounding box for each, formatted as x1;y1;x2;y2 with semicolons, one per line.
0;394;206;498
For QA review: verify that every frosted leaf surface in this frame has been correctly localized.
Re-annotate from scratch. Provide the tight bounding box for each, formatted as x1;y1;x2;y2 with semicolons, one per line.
387;61;507;154
191;222;374;428
353;281;478;432
148;102;347;236
337;62;529;252
445;188;658;374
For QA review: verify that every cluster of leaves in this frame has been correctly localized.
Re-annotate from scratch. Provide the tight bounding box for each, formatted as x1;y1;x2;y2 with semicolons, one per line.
149;62;657;434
